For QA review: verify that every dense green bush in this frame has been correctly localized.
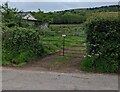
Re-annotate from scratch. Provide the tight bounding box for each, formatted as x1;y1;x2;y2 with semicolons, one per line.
2;26;46;65
81;12;120;73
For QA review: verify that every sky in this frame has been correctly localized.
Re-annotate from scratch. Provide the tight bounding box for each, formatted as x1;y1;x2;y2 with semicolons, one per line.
0;1;119;12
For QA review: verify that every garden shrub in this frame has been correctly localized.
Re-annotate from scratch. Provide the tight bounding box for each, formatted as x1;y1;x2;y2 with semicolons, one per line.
81;12;120;73
2;26;46;65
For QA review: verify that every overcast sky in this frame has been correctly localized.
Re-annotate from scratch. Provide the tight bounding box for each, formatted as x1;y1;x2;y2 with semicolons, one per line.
1;2;118;12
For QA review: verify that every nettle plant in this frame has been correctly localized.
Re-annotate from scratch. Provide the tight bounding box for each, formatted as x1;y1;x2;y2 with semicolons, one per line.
81;12;120;73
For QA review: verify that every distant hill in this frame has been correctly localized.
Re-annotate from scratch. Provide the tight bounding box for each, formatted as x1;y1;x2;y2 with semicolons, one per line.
87;5;119;12
56;5;119;13
32;5;119;24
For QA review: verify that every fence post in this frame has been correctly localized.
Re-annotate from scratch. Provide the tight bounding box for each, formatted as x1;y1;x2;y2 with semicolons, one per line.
62;34;66;56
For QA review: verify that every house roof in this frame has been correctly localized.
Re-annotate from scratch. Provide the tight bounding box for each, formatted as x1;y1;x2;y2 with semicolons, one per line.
23;13;37;21
18;12;37;21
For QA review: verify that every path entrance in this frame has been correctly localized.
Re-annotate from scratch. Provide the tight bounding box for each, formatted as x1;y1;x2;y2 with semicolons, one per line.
8;26;86;73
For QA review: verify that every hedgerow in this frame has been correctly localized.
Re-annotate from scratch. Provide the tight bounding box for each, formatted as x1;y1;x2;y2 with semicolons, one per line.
2;26;47;65
81;12;120;73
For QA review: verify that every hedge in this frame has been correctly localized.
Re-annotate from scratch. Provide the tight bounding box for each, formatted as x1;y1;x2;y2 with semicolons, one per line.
81;12;120;73
2;26;47;65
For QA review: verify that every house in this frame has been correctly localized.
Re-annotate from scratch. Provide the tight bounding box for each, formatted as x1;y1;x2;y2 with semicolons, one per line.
18;12;49;29
18;12;41;26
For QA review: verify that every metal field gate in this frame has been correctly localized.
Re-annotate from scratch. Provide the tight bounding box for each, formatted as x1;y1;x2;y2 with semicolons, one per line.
40;25;86;58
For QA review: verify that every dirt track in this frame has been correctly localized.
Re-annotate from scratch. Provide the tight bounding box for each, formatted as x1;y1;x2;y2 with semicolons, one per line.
5;46;85;73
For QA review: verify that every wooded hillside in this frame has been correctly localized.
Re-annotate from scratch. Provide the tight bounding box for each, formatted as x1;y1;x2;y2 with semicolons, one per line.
31;5;119;24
